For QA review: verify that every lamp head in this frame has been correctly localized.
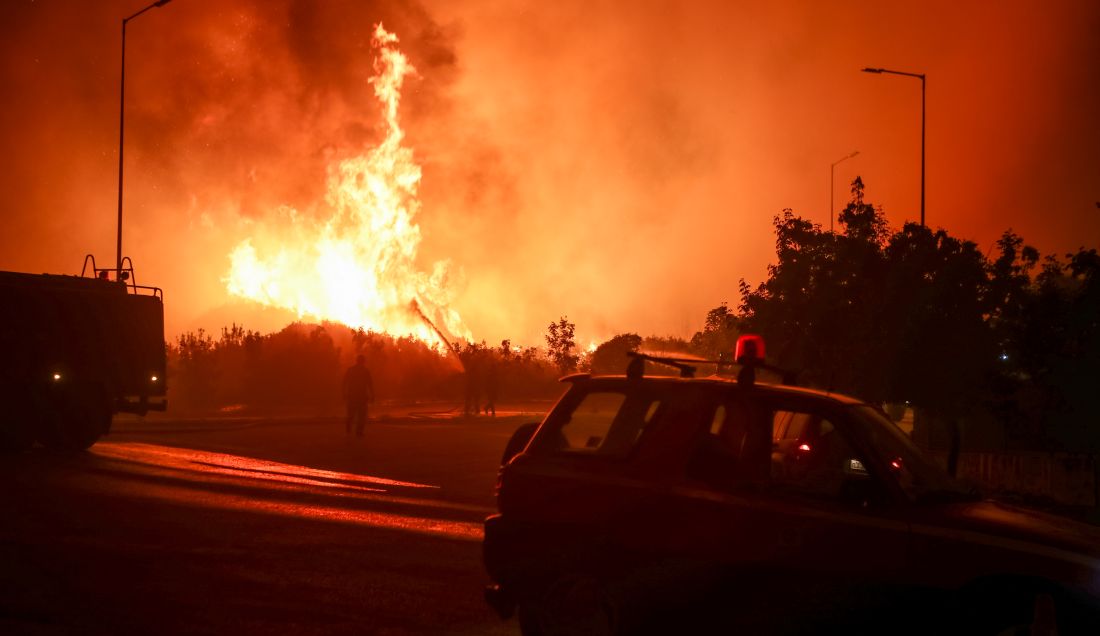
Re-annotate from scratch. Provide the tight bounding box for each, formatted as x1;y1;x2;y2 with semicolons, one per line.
862;67;883;74
154;0;172;6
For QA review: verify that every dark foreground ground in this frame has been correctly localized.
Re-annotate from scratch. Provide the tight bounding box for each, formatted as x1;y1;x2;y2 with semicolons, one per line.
1;403;550;635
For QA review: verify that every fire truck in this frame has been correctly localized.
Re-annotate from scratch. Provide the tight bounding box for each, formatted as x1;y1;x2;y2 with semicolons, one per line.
0;256;166;451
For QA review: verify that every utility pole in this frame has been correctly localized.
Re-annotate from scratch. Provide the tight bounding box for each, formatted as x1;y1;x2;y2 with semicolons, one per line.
116;0;173;278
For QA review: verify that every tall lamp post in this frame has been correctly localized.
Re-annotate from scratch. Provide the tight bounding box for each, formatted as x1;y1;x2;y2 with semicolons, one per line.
862;67;925;227
830;150;859;234
116;0;173;278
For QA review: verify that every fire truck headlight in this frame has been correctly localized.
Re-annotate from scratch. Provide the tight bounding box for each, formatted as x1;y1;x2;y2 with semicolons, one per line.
52;372;62;381
151;375;159;382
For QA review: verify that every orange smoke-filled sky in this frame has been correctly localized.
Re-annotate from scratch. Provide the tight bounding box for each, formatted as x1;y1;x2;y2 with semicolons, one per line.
1;0;1097;347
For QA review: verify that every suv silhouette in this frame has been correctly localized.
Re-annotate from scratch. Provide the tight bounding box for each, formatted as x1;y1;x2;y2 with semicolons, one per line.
483;348;1100;635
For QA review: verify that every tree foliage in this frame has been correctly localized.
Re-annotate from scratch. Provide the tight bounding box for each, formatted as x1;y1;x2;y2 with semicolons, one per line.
689;303;739;358
992;246;1100;448
725;177;1098;451
589;333;642;374
545;316;579;373
167;322;563;413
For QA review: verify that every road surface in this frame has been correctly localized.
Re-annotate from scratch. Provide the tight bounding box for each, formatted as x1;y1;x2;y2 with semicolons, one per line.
1;405;549;635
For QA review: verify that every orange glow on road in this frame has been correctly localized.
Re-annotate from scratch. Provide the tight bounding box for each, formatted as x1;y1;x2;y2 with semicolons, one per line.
225;24;468;347
88;442;487;542
94;441;440;491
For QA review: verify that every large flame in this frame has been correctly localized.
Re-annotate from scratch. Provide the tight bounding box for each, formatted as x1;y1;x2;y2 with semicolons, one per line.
225;24;468;346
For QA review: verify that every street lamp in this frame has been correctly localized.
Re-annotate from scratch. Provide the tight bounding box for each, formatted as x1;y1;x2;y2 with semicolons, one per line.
830;150;859;234
862;67;925;227
116;0;173;279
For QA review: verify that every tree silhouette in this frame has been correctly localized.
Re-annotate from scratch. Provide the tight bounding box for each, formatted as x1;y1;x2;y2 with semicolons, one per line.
545;316;579;373
732;176;1099;455
589;333;642;374
690;303;739;358
741;178;995;413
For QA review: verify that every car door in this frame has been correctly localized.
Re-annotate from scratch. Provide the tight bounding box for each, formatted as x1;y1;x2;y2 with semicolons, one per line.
674;391;912;628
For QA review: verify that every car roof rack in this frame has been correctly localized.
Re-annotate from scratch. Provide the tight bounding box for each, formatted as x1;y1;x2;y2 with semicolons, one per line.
625;351;704;379
624;351;797;388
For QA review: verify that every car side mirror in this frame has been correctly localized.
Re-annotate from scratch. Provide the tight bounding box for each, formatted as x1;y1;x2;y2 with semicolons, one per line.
501;421;540;466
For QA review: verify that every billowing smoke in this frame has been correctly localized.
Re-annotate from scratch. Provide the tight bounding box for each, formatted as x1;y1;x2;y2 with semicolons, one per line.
1;1;1098;348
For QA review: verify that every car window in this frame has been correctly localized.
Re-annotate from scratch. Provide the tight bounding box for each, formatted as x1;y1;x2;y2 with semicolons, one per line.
772;410;813;443
847;405;970;502
691;401;884;507
772;410;791;440
543;389;662;458
558;392;625;450
770;411;869;502
687;397;772;488
710;405;726;435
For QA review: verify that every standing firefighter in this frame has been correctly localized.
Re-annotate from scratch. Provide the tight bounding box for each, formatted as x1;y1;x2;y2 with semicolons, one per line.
343;354;375;437
483;359;499;417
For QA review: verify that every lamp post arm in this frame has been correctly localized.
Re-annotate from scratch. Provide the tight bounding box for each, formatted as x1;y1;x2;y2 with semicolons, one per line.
875;68;925;81
125;0;170;23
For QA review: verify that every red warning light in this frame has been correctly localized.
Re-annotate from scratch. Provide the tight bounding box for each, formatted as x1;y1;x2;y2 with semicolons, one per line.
735;334;765;364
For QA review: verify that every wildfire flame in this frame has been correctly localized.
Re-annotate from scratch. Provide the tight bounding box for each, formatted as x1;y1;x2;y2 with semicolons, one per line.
225;24;469;346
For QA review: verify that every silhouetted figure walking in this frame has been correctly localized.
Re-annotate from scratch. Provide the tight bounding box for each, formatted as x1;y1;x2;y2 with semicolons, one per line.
343;354;375;437
461;346;486;417
464;361;481;417
484;361;499;417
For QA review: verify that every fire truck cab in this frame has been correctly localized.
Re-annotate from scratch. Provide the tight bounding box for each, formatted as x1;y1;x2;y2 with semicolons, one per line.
0;257;166;451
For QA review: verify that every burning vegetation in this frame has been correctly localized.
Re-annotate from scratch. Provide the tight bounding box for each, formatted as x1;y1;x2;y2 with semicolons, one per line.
225;24;467;348
167;322;563;414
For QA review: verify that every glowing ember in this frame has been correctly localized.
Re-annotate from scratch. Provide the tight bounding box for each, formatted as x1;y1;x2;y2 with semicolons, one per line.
225;24;468;346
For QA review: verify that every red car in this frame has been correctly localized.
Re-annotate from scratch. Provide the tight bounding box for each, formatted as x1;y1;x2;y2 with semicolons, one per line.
483;355;1100;635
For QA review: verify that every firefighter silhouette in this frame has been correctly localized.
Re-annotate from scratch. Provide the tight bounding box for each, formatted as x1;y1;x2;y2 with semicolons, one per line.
463;350;482;416
484;360;499;417
343;354;375;437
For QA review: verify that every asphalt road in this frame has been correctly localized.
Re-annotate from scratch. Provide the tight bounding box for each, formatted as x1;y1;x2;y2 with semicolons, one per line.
1;405;549;635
